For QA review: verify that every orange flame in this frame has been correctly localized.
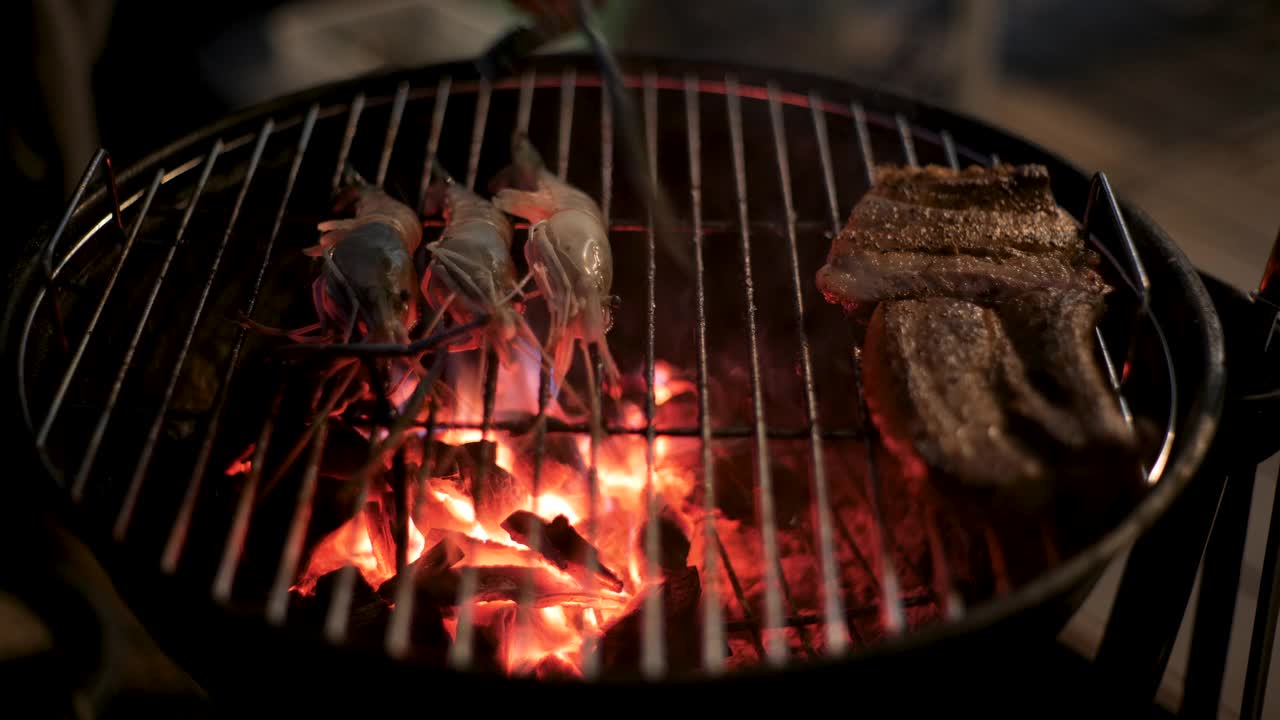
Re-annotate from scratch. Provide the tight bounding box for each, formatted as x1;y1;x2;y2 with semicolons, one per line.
294;352;705;675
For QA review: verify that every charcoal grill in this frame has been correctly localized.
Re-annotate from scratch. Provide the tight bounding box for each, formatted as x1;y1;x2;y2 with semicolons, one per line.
6;54;1266;713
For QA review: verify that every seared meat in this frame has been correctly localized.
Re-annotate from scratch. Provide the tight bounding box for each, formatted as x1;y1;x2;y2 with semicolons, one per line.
862;298;1051;510
995;288;1136;454
816;164;1106;310
862;293;1138;511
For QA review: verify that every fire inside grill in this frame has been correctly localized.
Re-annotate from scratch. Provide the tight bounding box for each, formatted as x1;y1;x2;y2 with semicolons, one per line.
18;59;1177;683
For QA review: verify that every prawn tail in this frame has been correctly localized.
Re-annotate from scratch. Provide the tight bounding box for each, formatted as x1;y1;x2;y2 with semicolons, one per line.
308;218;358;257
492;189;556;224
489;131;545;194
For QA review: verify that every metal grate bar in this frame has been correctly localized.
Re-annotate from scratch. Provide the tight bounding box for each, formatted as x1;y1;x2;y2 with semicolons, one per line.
895;114;918;168
850;105;905;635
557;68;576;178
37;167;164;450
686;75;725;674
1083;172;1151;303
465;78;492;191
449;74;497;669
166;106;320;572
1081;171;1175;485
799;89;855;653
376;82;410;187
725;74;787;664
417;77;452;212
71;147;220;502
266;420;328;625
512;69;548;673
213;390;284;600
333;94;366;192
448;353;500;668
941;130;960;170
517;68;536;137
852;103;875;185
116;122;273;541
907;119;965;620
580;82;614;681
386;402;440;658
639;71;667;679
810;92;843;233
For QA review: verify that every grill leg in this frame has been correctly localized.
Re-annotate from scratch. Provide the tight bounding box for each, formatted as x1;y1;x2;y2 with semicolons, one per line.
1182;464;1256;717
1094;464;1227;703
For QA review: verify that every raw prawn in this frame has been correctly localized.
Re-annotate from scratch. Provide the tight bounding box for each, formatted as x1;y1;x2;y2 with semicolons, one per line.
421;168;540;370
242;165;425;412
308;165;421;346
491;132;621;397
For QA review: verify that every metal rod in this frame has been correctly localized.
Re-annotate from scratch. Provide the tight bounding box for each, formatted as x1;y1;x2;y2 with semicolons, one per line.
447;77;496;663
687;74;725;674
850;358;905;634
810;92;843;234
714;529;766;659
333;94;366;193
386;401;440;658
376;82;410;187
212;390;284;601
116;123;272;541
782;86;848;654
465;78;491;191
266;420;328;625
852;103;876;186
448;350;500;669
1241;459;1280;719
895;114;919;168
1083;172;1151;303
37;167;164;449
347;417;869;440
1183;464;1255;718
71;146;220;502
417;77;452;212
557;68;576;178
516;67;535;134
725;74;787;664
165;106;319;570
581;85;613;680
512;69;545;672
941;130;960;170
640;71;666;679
326;355;435;643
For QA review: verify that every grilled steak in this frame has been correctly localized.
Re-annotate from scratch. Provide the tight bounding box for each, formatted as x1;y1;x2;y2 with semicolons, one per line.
862;298;1050;510
837;163;1141;511
816;164;1106;310
862;294;1137;511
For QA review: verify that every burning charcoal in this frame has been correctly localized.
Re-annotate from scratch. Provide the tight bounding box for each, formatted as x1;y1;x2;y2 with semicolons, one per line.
319;422;373;481
377;537;465;601
507;433;588;496
501;511;625;592
593;566;702;675
288;567;390;644
417;566;618;607
534;653;581;681
290;566;450;661
458;441;529;530
636;507;692;574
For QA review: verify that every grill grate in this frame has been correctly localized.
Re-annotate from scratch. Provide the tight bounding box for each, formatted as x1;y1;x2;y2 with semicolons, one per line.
18;61;1178;681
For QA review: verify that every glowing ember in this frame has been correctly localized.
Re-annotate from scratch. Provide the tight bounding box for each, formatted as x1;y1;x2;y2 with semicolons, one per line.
293;352;714;676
